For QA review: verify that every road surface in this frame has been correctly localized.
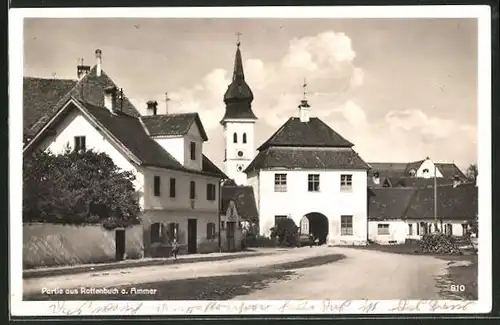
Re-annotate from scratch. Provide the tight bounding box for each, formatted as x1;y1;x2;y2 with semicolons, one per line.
24;246;450;300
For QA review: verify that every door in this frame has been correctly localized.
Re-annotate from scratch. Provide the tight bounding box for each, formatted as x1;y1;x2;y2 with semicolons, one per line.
115;229;126;261
187;218;197;254
226;221;236;252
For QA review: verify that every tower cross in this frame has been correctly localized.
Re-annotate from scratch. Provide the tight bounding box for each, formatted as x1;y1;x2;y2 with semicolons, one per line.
236;32;242;46
165;92;171;114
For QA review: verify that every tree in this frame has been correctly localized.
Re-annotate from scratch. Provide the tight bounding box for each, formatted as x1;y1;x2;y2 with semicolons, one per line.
466;164;478;184
23;149;141;229
270;218;299;247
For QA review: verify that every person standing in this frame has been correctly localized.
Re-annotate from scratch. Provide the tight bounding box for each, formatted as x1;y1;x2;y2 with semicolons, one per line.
172;237;179;259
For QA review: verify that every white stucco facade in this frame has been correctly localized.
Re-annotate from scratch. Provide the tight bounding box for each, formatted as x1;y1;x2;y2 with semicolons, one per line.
368;219;471;245
415;158;443;178
249;168;368;245
222;119;256;186
29;102;222;256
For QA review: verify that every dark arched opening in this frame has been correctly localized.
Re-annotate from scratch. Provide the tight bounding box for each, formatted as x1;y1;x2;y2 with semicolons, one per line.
233;132;238;143
301;212;329;245
242;133;247;143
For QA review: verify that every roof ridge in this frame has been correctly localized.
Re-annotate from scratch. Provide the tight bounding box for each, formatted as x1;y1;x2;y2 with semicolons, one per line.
23;76;78;82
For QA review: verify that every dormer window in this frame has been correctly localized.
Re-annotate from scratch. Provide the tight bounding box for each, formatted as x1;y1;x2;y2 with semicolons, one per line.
74;136;86;153
242;133;247;144
233;132;238;143
190;141;196;160
409;169;416;176
423;168;429;173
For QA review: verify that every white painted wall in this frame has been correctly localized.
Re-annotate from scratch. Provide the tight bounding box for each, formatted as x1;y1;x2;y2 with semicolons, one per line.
37;108;145;208
141;166;220;213
247;171;260;212
368;220;407;244
152;122;204;171
256;169;368;245
222;120;256;185
417;158;443;178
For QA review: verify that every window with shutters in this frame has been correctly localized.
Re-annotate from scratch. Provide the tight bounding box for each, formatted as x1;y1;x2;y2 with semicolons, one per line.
340;215;353;236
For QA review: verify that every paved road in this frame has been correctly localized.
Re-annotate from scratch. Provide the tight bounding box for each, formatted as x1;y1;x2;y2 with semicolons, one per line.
24;246;449;300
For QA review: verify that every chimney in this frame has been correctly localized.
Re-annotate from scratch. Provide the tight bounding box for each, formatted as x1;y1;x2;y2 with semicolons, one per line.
298;99;311;123
372;172;380;185
95;49;102;77
104;86;117;113
146;100;158;116
453;175;461;188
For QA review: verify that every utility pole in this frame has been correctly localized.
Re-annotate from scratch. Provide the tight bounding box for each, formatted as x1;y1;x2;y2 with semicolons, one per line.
434;164;438;233
165;92;170;115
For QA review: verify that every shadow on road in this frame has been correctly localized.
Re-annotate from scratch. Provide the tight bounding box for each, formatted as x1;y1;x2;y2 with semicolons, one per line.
238;253;346;273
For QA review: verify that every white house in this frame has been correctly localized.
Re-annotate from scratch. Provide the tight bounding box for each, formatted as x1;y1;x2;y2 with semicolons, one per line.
23;49;227;258
243;96;370;246
368;183;478;244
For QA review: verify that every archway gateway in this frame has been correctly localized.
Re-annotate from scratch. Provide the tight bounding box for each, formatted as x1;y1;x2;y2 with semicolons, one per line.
300;212;329;245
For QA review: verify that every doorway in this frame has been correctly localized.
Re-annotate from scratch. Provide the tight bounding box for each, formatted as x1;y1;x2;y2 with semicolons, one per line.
188;218;198;254
303;212;329;245
226;221;236;252
115;229;126;261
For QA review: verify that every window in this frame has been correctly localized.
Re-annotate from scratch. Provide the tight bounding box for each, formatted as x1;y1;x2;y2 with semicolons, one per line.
242;133;247;144
167;222;180;242
206;222;216;240
462;223;468;236
150;223;163;244
308;174;320;192
274;173;287;192
340;215;353;236
233;132;238;143
377;223;390;235
416;223;420;235
220;221;225;229
445;224;453;235
408;224;413;236
190;181;196;199
224;149;227;160
274;215;288;226
206;183;216;201
153;176;161;196
74;136;86;152
423;168;429;173
340;174;353;191
169;178;176;198
190;142;196;160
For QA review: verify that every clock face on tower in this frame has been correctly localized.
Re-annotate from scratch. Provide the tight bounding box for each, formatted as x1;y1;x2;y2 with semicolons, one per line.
237;150;244;158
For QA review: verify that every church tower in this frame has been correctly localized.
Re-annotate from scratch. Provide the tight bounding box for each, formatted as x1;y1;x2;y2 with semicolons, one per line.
221;38;258;186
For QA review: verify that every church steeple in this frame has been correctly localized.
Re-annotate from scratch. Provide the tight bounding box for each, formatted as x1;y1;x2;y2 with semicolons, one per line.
221;37;257;123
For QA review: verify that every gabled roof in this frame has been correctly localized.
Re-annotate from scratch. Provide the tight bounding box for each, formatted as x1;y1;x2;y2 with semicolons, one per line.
23;66;141;142
244;147;370;173
257;117;354;151
405;183;478;220
404;160;424;174
368;183;478;221
23;77;78;137
368;188;417;220
221;185;258;222
435;163;467;179
141;113;209;141
24;98;226;179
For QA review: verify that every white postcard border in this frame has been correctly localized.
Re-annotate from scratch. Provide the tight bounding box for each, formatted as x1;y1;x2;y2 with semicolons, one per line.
9;5;492;316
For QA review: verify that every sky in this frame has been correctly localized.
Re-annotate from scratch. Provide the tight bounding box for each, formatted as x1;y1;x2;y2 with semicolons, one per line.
23;18;478;171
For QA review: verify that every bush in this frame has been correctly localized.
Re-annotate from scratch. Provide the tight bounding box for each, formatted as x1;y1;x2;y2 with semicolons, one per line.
419;233;462;255
270;218;299;247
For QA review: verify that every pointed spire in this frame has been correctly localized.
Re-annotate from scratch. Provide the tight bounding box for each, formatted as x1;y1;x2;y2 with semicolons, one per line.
233;32;245;81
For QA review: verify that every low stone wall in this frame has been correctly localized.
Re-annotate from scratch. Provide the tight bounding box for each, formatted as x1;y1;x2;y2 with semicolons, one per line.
23;223;143;269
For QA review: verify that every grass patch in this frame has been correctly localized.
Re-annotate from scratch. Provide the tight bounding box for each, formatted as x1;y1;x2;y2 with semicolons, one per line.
24;271;295;301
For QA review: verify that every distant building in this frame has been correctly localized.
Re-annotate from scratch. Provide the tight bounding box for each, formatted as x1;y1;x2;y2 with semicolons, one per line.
368;183;478;244
23;49;227;258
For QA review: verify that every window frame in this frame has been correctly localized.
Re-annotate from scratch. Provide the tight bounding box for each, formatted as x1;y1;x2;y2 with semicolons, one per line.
153;175;161;197
408;223;413;236
190;181;196;200
190;141;196;161
307;174;320;192
74;136;86;152
340;174;353;191
233;132;238;143
242;133;247;144
274;173;288;192
274;215;288;227
206;183;216;201
206;222;216;240
377;223;390;235
169;177;176;198
340;215;353;236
